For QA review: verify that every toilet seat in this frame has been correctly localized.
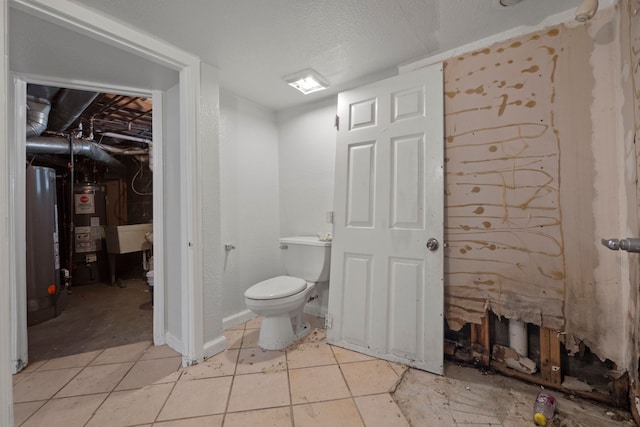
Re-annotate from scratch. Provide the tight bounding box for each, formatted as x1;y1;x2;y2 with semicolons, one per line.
244;276;306;300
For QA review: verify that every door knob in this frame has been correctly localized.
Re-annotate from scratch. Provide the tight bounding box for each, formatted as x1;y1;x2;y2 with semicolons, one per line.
426;238;439;251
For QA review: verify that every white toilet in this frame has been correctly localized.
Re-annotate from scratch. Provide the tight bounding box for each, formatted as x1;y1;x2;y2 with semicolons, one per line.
244;236;331;350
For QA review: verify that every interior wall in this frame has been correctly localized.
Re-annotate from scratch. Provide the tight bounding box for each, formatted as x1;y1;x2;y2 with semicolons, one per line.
219;90;282;321
442;4;638;370
277;98;337;238
620;0;640;379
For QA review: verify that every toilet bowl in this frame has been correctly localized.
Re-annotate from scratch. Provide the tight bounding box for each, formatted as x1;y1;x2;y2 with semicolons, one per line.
244;276;316;350
244;236;331;350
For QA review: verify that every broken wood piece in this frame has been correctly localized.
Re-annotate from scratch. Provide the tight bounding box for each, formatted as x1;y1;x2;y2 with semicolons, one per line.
492;344;537;374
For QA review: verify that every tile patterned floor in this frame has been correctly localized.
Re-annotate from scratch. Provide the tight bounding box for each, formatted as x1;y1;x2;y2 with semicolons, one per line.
12;317;410;426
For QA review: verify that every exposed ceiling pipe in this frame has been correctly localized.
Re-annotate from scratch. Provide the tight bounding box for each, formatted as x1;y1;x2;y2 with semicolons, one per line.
26;96;52;137
102;131;153;145
575;0;598;22
98;144;148;155
47;89;99;132
26;136;125;171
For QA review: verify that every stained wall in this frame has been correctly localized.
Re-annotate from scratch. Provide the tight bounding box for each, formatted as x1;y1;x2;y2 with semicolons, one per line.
443;2;639;370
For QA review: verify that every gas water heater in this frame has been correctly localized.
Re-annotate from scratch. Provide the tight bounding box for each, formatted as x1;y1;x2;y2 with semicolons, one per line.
26;165;62;325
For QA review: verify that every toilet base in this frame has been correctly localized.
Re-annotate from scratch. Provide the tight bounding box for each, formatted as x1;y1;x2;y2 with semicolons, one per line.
257;316;311;350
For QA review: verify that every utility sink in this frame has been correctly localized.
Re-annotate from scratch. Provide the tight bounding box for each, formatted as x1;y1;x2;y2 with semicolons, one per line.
105;224;153;254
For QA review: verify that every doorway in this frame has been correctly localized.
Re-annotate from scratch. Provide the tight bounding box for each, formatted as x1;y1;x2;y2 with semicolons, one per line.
23;84;156;363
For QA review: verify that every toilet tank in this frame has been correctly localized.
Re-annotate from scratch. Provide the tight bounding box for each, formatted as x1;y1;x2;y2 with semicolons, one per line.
279;236;331;282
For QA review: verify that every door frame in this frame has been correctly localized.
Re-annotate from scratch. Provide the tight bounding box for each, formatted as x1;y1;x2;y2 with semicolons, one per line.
10;74;167;371
1;1;210;423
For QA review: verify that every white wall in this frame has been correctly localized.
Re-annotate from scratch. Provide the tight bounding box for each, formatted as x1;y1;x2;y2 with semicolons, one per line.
277;98;337;237
276;97;337;316
219;90;283;323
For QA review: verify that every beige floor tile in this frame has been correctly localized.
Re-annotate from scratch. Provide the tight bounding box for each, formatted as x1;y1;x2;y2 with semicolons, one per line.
331;346;375;364
227;371;290;412
22;394;108;427
245;316;262;329
223;407;292;427
13;368;82;402
224;329;244;350
90;341;151;365
155;369;183;384
354;394;410;427
292;398;365;427
289;365;350;404
22;360;46;373
388;361;409;377
116;357;182;390
38;350;102;371
12;401;45;426
12;370;31;386
154;415;224;426
56;362;133;397
340;360;400;396
286;341;336;369
139;344;181;360
227;322;246;331
241;328;260;348
180;349;238;380
236;348;286;375
157;376;232;421
86;383;173;427
300;327;327;344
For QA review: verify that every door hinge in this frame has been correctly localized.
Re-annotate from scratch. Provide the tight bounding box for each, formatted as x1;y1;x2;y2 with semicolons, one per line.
335;115;340;130
325;315;333;329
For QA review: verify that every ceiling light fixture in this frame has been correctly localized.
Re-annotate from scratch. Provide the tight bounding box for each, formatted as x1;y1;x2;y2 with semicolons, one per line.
284;69;330;95
499;0;523;6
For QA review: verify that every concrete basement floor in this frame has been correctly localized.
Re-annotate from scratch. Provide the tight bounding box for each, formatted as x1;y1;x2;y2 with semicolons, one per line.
27;278;153;363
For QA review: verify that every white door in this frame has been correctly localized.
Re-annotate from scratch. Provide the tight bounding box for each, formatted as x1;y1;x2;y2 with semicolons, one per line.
327;63;444;374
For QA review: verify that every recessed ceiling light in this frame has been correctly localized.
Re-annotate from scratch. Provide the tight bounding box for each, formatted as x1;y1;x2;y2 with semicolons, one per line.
284;69;330;95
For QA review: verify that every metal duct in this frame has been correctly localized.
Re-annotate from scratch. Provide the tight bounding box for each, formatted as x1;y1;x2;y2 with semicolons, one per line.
27;84;60;101
47;89;99;132
26;96;52;137
26;136;125;171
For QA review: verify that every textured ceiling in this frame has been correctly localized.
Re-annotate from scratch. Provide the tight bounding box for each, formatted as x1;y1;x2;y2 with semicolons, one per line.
66;0;589;112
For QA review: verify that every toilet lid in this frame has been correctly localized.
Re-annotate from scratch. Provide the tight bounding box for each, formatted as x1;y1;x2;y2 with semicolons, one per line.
245;276;307;300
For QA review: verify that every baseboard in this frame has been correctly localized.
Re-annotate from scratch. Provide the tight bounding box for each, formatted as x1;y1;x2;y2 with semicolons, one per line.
203;335;227;360
223;309;256;330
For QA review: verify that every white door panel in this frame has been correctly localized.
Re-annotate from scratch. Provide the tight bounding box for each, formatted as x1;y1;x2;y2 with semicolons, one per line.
327;63;444;374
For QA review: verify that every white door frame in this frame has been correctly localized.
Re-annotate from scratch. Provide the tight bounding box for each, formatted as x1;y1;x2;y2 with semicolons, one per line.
10;75;168;370
0;2;15;425
1;1;209;422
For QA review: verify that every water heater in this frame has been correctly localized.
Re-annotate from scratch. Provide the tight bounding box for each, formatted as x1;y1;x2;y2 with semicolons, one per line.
72;183;108;284
26;165;62;325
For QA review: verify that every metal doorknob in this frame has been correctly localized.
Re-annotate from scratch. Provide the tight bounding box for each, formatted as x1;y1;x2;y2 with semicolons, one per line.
426;238;439;251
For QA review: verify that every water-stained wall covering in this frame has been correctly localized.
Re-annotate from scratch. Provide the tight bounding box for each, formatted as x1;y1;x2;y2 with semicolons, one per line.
444;28;567;330
443;2;638;371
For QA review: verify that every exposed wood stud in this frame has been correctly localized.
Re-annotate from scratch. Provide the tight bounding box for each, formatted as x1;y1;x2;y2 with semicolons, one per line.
539;327;561;385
